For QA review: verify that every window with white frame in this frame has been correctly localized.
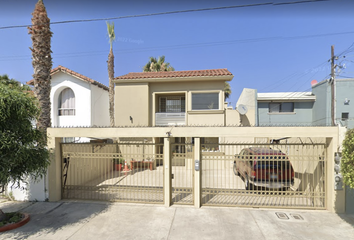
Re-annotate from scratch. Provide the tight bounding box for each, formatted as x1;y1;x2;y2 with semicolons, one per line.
192;92;219;110
58;88;75;116
269;102;294;113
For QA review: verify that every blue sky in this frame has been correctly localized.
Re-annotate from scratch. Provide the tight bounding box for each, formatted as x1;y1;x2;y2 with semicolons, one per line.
1;0;354;107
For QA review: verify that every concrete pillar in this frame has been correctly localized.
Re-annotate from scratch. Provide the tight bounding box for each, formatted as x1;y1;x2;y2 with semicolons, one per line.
326;137;345;213
164;137;171;207
194;137;201;208
47;136;62;201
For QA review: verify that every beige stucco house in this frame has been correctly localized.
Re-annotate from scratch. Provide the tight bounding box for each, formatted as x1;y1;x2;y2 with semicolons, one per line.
114;69;234;127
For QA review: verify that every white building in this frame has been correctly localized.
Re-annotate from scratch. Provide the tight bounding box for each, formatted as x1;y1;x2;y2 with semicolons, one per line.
8;66;109;201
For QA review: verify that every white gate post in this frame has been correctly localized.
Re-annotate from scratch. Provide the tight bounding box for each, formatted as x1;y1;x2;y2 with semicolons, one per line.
164;137;171;207
194;137;201;208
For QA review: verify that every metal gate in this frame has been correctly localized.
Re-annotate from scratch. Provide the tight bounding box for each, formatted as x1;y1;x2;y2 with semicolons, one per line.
201;141;326;209
61;140;164;203
171;140;194;205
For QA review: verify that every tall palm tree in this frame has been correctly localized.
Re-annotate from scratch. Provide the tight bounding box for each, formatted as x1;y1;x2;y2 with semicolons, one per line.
28;0;52;136
224;82;231;100
106;21;115;127
143;56;175;72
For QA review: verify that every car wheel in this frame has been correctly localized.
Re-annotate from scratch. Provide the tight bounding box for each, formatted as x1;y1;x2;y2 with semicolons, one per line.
233;163;239;176
244;175;250;190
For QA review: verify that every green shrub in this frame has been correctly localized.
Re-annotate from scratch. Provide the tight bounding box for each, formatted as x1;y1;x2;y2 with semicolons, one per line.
342;128;354;189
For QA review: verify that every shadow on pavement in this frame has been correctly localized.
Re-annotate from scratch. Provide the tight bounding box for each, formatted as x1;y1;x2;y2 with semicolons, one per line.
1;201;111;239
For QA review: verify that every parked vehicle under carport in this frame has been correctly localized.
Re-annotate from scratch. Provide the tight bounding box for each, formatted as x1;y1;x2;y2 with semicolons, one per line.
233;147;294;190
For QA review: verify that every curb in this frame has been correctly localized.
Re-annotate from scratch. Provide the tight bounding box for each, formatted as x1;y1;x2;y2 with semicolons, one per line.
0;213;30;232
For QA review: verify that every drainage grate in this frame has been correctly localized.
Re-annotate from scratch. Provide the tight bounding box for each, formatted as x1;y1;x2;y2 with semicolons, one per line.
275;212;289;220
290;214;304;220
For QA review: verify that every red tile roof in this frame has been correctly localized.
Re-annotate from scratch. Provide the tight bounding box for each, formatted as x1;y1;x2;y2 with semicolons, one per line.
115;68;233;80
27;66;109;91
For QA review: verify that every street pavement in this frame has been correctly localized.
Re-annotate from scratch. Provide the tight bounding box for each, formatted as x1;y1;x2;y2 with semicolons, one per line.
1;200;354;240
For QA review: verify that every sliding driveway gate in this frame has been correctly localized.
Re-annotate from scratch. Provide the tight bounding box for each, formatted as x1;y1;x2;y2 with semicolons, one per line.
61;140;327;209
201;142;326;209
62;141;164;203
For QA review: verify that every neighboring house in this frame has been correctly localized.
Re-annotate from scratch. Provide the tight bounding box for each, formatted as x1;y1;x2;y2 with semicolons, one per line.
237;79;354;214
114;69;234;127
237;78;354;128
10;66;110;201
312;78;354;128
257;91;316;126
28;65;110;132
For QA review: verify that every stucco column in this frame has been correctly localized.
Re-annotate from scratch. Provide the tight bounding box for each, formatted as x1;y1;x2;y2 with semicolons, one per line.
194;137;201;208
326;137;345;213
47;135;62;201
164;137;171;207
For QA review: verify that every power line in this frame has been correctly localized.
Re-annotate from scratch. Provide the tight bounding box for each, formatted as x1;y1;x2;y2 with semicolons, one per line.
0;0;331;30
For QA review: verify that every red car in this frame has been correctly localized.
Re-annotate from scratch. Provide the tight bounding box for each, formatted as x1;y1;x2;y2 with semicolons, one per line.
233;147;294;190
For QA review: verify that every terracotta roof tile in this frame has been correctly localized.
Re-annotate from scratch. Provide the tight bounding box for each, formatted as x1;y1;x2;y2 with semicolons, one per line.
115;68;232;80
27;66;109;91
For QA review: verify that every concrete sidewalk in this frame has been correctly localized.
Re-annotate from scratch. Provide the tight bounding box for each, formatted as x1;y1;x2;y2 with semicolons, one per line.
1;200;354;240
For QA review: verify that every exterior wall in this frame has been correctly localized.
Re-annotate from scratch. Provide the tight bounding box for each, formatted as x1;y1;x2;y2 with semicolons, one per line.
258;101;314;126
236;88;257;126
312;81;331;126
188;111;225;126
51;72;92;127
115;83;149;126
225;109;240;126
335;79;354;129
6;175;47;201
91;84;110;127
115;80;228;127
150;81;225;126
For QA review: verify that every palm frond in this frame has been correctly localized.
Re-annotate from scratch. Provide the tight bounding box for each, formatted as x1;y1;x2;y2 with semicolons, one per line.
106;21;116;49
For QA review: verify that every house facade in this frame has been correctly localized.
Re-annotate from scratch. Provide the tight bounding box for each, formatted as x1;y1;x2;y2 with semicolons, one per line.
10;66;110;201
28;65;110;130
257;91;316;126
113;69;234;127
312;78;354;128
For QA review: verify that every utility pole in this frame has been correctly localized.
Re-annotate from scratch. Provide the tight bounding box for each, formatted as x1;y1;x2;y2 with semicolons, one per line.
331;45;335;126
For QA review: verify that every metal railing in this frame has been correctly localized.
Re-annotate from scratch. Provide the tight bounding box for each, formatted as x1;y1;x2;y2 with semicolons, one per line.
155;112;186;126
201;142;326;209
62;141;164;204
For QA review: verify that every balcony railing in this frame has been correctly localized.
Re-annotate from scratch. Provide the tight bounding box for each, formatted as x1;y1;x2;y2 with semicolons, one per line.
155;112;186;126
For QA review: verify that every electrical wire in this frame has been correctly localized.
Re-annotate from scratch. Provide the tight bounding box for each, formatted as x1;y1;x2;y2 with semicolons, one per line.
0;0;331;30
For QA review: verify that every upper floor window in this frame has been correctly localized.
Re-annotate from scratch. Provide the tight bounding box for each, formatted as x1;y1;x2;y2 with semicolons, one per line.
58;88;75;116
269;102;294;113
192;93;219;110
159;96;185;112
342;112;349;121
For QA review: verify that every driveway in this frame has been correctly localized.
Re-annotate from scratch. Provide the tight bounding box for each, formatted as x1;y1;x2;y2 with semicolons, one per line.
1;200;354;240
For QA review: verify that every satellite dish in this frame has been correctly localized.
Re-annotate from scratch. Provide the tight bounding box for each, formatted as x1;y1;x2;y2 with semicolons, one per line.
237;104;248;115
311;80;318;86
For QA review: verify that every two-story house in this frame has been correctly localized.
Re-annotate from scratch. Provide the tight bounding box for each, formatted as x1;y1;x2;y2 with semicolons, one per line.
28;65;110;139
13;66;110;201
114;69;234;127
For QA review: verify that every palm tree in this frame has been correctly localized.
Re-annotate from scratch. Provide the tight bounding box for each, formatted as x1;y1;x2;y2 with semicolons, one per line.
106;21;115;127
224;82;231;100
28;0;52;135
143;56;175;72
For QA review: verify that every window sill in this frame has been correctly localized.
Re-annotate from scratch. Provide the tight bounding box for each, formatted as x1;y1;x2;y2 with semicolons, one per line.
268;112;296;115
188;110;224;114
